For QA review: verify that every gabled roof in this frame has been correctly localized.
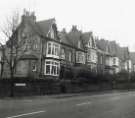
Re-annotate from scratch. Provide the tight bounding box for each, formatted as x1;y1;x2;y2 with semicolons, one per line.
66;26;84;50
20;17;56;38
59;31;72;46
96;39;109;52
110;43;130;61
67;31;81;47
96;38;130;60
81;32;92;45
36;18;55;37
82;32;97;49
118;47;129;61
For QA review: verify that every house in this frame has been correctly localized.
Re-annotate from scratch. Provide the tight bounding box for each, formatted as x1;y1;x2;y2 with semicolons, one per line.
115;46;131;73
96;48;105;74
3;10;61;79
130;52;135;72
82;32;97;72
67;26;86;66
96;39;114;74
58;26;87;78
3;10;133;79
3;10;87;79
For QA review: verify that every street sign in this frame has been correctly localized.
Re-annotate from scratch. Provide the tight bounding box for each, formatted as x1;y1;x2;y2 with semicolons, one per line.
15;83;26;86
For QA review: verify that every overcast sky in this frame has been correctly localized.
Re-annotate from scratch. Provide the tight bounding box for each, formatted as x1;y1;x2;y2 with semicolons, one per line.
0;0;135;51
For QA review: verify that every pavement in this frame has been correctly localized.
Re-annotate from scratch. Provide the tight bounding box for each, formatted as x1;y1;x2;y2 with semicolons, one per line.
1;90;135;118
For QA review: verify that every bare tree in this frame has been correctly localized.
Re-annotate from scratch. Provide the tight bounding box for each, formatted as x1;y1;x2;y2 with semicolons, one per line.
0;11;20;96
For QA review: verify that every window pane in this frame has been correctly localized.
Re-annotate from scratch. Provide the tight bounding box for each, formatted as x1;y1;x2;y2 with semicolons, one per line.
46;65;50;74
52;44;55;55
45;60;60;76
55;44;59;56
61;49;65;59
46;61;51;64
57;66;59;75
55;62;58;66
54;66;56;75
48;43;51;54
51;65;55;75
69;51;72;61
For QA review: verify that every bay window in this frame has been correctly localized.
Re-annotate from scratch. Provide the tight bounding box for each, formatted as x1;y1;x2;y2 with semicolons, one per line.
76;51;85;64
47;42;60;58
44;60;60;76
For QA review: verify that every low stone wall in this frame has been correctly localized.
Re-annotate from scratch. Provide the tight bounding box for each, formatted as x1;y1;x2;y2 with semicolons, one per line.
0;78;135;97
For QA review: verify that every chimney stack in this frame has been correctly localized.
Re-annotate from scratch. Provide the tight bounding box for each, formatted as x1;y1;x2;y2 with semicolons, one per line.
21;9;36;23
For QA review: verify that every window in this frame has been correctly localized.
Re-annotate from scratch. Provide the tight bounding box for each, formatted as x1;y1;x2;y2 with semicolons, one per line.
48;43;52;54
76;51;85;64
54;44;59;56
50;28;55;39
87;53;91;62
134;64;135;71
33;43;38;50
44;60;60;76
88;41;91;47
68;51;72;62
61;48;65;59
100;56;103;64
78;41;81;48
32;65;37;72
32;62;37;72
47;42;60;58
113;58;116;65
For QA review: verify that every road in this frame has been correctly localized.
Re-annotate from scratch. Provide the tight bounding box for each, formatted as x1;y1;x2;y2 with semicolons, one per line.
1;91;135;118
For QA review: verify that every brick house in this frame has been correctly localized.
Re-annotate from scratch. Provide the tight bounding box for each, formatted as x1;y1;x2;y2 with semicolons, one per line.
3;11;88;79
3;10;133;79
3;11;61;79
59;27;98;75
82;32;97;72
96;39;114;74
59;26;87;78
117;47;132;72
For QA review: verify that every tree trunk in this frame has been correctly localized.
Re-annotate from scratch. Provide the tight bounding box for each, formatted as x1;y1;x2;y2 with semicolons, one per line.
10;69;14;97
0;62;4;79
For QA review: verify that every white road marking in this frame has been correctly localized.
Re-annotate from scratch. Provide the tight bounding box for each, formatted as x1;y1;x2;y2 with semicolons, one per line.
6;110;46;118
110;96;120;101
76;101;92;106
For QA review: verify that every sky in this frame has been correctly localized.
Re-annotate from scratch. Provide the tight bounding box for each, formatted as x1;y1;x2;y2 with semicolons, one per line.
0;0;135;51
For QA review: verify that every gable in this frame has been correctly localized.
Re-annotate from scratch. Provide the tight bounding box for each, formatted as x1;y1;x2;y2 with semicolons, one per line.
47;23;58;40
82;32;96;49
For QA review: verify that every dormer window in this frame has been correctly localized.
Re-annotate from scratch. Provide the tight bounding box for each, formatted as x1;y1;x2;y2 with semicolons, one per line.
88;40;91;47
50;29;55;39
33;39;38;50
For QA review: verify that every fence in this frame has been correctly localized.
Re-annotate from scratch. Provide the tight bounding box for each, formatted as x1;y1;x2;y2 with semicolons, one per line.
0;77;135;97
